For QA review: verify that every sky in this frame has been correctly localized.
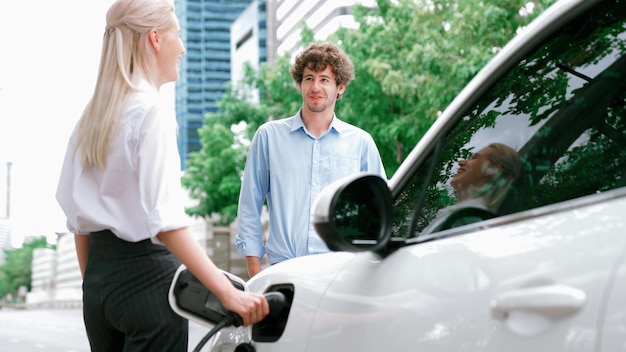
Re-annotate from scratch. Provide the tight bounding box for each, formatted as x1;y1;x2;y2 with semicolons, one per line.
0;1;117;246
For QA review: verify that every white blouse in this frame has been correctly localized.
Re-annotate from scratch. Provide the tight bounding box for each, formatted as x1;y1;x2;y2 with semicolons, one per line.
56;82;190;243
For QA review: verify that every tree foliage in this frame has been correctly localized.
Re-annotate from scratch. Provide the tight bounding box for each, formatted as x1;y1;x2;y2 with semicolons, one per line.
334;0;556;171
0;236;50;300
182;0;558;222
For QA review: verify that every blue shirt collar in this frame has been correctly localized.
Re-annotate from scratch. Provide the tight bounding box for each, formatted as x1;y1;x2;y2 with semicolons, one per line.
291;109;344;136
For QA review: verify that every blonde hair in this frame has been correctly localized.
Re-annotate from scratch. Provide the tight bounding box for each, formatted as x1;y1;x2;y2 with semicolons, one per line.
481;143;521;211
74;0;175;167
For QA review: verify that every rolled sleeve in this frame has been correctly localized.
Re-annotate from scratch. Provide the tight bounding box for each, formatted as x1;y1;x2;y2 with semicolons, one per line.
235;231;266;259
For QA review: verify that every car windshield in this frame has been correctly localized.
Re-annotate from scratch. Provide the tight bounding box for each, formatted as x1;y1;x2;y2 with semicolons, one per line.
393;1;626;239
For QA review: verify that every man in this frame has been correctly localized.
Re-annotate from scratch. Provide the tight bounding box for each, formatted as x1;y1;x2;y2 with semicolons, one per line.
422;142;521;233
236;42;386;277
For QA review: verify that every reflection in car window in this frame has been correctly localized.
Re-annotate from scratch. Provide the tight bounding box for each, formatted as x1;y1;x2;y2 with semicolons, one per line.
394;2;626;239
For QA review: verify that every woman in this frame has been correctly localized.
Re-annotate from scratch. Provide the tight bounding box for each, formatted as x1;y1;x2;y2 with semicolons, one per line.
449;142;521;212
422;143;521;234
55;0;268;350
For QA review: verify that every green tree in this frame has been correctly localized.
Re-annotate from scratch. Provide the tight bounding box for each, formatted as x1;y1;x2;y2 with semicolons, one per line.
0;236;50;300
182;60;299;224
0;271;9;300
332;0;557;174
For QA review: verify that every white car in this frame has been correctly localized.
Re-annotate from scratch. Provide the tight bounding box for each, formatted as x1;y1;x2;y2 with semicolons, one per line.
171;0;626;350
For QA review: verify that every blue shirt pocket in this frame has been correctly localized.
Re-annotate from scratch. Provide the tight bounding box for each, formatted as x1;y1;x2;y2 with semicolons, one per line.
330;157;360;181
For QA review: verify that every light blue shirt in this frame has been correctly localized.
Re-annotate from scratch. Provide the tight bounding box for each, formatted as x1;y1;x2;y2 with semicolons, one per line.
235;111;386;264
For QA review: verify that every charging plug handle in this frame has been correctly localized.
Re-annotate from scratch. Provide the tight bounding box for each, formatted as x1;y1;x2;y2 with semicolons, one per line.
193;291;287;352
225;291;286;327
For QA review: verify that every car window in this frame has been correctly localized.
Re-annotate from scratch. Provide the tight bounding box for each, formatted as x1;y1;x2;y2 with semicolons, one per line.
394;1;626;239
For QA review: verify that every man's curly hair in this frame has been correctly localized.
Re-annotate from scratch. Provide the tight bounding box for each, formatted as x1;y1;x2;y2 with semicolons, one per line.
290;43;355;88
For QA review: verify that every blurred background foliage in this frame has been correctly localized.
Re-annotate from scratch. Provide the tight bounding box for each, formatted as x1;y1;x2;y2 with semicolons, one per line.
0;236;51;301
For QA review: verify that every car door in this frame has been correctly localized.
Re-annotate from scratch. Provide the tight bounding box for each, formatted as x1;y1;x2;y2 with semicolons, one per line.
307;1;626;350
306;196;626;351
600;244;626;351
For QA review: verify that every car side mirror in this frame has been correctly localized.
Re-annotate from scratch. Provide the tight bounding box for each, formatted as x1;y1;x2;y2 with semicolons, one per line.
313;173;393;255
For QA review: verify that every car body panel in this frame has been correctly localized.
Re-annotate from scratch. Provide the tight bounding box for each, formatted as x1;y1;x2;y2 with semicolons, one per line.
306;191;626;351
598;237;626;351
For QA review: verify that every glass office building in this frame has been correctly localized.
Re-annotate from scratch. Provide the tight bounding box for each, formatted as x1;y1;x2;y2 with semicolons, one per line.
174;0;252;169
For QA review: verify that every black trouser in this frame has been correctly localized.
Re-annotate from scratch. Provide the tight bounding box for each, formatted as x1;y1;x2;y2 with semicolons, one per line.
83;230;188;352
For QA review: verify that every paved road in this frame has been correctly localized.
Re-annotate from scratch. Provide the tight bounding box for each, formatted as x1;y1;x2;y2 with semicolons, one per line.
0;308;212;352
